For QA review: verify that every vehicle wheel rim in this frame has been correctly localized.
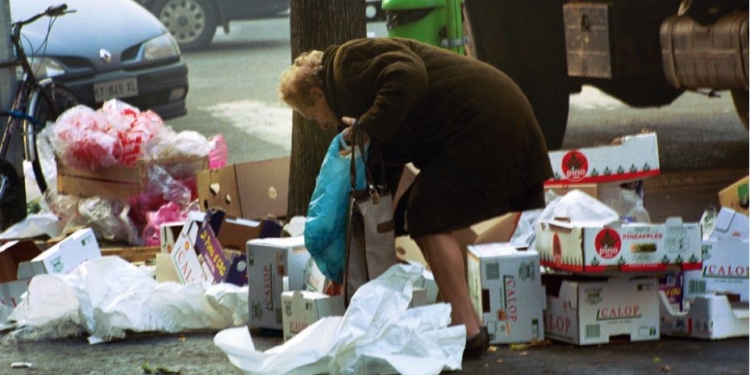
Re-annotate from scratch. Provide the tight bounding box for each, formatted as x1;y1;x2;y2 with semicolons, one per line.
158;0;206;44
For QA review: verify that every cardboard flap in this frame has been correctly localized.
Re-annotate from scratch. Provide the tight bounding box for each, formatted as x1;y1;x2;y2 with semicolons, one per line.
0;241;43;283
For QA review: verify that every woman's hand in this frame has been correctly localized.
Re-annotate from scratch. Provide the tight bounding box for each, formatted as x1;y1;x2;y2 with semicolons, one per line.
341;116;370;144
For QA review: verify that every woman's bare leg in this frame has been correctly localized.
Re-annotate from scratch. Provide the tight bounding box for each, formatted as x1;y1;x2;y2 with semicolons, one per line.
418;232;482;338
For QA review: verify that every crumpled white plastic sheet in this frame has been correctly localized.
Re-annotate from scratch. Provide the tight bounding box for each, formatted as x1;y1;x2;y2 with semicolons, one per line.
540;189;620;224
7;256;248;344
0;212;63;240
214;263;465;375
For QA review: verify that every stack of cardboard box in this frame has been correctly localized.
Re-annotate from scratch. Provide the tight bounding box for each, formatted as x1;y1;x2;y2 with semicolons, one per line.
659;207;749;339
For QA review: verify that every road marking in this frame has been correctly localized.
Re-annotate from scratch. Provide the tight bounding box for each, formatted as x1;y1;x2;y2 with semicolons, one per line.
205;100;293;150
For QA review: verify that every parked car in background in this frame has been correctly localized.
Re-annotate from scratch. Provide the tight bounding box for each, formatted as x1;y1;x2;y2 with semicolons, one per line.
135;0;290;50
10;0;189;120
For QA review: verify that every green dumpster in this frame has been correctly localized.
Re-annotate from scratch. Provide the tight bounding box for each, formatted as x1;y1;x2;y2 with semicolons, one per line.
383;0;465;54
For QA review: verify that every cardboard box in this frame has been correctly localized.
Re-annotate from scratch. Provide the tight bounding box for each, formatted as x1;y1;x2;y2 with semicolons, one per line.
169;211;229;284
247;236;311;330
216;217;283;252
543;274;660;345
197;157;290;220
303;258;328;293
0;241;43;322
683;237;749;302
701;207;749;240
58;155;208;200
281;290;345;341
155;253;181;283
467;243;546;344
395;235;429;269
160;221;184;254
658;272;685;312
718;176;748;215
536;217;702;274
659;291;748;339
454;213;522;252
546;133;659;185
17;228;101;279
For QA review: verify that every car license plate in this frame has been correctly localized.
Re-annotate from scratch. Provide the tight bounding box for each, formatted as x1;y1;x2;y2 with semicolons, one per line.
93;77;138;102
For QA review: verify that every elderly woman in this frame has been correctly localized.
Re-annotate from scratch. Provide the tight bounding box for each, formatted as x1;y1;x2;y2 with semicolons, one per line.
278;37;553;359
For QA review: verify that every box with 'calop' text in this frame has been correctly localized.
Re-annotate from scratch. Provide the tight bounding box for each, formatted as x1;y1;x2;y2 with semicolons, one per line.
247;236;310;330
467;243;546;344
543;274;660;345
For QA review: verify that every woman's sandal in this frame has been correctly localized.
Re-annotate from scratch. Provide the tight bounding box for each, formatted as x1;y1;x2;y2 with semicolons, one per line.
463;326;490;359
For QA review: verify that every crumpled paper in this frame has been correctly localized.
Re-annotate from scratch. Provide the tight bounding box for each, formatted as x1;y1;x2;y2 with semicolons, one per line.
214;263;465;375
7;256;247;344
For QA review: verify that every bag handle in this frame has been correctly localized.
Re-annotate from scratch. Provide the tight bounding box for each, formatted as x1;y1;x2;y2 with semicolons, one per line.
349;120;384;203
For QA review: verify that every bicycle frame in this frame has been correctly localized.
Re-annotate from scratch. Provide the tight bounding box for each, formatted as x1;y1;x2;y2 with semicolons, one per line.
0;6;67;162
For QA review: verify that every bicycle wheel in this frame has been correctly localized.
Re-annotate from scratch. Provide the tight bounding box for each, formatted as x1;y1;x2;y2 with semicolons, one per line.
26;82;81;194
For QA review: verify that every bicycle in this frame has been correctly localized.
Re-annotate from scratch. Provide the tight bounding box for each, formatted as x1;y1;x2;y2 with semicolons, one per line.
0;4;81;229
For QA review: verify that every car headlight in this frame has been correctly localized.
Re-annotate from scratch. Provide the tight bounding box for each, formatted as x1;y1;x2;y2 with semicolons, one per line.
143;33;181;61
28;57;66;79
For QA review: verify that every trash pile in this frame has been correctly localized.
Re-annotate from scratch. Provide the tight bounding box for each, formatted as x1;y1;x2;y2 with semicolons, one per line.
0;130;747;374
1;99;227;245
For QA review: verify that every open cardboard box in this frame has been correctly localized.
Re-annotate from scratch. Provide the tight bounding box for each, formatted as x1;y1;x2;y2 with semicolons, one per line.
659;291;748;340
197;157;290;220
58;155;208;200
536;216;702;274
0;241;43;323
546;133;659;185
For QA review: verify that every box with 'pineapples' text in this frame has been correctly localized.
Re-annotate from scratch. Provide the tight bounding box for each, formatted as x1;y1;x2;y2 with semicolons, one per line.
467;243;546;344
536;217;702;274
546;133;659;185
247;236;311;330
543;274;660;345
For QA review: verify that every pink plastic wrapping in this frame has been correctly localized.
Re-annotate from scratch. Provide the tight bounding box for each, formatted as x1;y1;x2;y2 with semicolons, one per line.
51;105;120;170
142;201;189;246
51;100;166;170
48;99;220;245
208;134;228;169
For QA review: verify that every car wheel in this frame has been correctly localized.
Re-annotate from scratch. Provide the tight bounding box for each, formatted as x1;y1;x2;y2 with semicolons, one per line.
731;89;749;130
153;0;218;50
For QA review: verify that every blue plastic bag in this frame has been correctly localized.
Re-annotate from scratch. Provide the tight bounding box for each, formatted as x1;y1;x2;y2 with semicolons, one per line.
304;133;366;283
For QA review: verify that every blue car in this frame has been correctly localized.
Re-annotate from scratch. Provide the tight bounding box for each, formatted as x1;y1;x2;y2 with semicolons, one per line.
11;0;189;119
135;0;290;50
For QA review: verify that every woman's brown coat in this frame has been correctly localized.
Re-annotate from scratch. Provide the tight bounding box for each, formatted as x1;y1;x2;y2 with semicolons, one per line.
320;37;553;237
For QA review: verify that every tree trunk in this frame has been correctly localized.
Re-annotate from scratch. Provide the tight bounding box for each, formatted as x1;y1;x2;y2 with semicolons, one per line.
287;0;367;218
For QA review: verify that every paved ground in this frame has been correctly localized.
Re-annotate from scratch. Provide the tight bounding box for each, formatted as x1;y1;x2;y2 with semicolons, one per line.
0;328;747;375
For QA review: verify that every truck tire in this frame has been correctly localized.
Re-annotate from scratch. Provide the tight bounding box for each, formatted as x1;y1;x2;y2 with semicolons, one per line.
463;0;570;150
731;89;749;129
153;0;218;50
